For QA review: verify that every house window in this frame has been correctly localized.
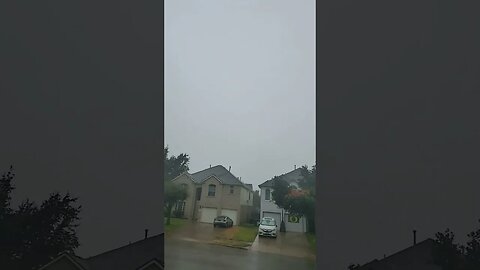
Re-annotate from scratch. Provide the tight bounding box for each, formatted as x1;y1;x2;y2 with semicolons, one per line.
230;185;234;194
249;192;251;200
208;184;216;197
265;189;271;201
181;183;187;190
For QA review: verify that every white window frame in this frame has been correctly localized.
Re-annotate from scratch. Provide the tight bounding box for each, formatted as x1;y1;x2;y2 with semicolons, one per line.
208;184;216;197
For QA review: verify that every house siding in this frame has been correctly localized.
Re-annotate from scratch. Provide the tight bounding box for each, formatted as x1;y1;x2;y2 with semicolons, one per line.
171;174;196;219
240;186;253;206
260;187;283;214
217;182;241;211
171;170;253;225
200;176;223;213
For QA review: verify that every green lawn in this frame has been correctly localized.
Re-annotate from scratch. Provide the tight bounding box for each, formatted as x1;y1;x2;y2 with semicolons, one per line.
213;224;258;248
164;217;188;235
306;232;316;253
232;224;258;242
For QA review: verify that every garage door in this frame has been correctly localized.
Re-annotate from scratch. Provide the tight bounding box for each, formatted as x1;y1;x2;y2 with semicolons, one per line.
262;211;281;225
200;207;217;223
221;209;238;225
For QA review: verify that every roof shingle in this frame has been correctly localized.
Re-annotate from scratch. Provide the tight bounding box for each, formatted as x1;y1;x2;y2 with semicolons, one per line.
258;168;304;188
189;165;250;188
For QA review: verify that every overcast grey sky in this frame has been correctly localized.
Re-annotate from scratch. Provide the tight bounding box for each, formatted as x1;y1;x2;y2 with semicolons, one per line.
165;0;315;189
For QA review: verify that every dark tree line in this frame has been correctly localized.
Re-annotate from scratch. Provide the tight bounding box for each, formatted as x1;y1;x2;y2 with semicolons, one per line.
164;147;189;225
0;166;81;270
346;221;480;270
433;221;480;270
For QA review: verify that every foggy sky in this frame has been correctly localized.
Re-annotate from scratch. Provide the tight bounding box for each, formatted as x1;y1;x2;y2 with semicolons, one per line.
164;0;316;189
0;2;163;257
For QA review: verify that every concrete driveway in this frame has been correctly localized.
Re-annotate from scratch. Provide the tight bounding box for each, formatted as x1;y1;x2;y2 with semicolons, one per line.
250;232;315;260
167;221;234;243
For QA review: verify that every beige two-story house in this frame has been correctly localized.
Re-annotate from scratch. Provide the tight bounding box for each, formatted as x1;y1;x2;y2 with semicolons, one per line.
171;165;253;225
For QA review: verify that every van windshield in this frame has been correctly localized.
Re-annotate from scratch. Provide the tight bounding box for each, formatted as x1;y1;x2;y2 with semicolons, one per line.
260;219;276;226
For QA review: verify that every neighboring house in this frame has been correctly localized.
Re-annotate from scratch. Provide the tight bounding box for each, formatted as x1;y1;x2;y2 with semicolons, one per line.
355;238;441;270
258;167;307;233
171;165;253;226
38;233;164;270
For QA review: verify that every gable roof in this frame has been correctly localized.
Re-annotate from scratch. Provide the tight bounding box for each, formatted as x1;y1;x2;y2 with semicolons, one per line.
170;172;196;183
190;165;247;186
356;238;437;270
258;168;305;188
38;253;88;270
137;258;164;270
39;234;164;270
70;255;90;270
87;233;164;270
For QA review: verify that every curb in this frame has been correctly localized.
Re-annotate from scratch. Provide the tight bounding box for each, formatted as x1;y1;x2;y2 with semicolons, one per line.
208;241;252;250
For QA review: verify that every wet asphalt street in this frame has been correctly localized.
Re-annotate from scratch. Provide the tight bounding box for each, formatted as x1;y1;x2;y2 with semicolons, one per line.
165;237;316;270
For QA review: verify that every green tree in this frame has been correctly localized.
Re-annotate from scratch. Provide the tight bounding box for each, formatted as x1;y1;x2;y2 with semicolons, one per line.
433;228;464;270
250;190;261;223
297;164;316;232
271;165;316;233
164;147;189;225
299;164;316;197
464;219;480;270
0;166;81;270
271;176;291;232
271;176;291;209
164;181;187;226
164;146;189;182
284;191;315;232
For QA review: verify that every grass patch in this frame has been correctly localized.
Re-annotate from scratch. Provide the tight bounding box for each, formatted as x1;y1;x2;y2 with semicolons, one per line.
164;217;188;235
232;225;258;242
213;225;258;248
306;232;316;253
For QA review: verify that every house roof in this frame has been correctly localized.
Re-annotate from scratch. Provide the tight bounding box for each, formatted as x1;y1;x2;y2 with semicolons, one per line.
258;168;305;188
70;255;90;269
356;238;437;270
38;253;90;270
40;234;164;270
189;165;252;190
137;258;163;270
87;233;164;270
